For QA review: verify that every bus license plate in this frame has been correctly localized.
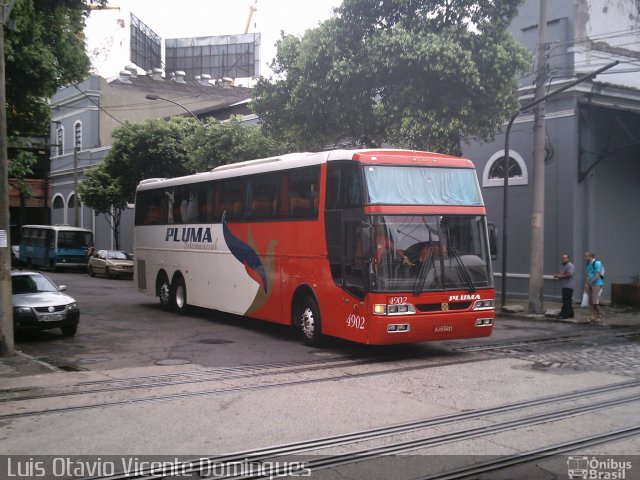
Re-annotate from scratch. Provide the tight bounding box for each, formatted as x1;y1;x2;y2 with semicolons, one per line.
434;325;453;333
41;314;62;322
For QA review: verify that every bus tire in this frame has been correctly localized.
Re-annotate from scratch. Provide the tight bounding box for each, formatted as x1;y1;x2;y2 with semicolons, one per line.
296;295;323;347
171;275;188;315
157;273;171;309
49;260;57;272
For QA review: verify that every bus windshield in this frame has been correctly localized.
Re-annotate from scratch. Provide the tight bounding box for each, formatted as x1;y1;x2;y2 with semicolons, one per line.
370;215;493;293
364;165;483;205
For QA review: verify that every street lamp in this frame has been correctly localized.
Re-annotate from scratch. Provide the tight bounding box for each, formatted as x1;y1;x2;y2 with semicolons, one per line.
145;94;203;124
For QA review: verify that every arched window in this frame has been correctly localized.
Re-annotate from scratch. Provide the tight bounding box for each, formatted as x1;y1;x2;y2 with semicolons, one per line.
52;195;64;209
67;193;80;208
56;125;64;157
482;150;528;187
74;121;82;151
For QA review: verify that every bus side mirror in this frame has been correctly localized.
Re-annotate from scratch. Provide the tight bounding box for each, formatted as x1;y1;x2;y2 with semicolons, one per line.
361;223;373;261
488;222;498;260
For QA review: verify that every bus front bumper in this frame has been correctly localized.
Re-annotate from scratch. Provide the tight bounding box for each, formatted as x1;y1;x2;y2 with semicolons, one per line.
368;312;494;344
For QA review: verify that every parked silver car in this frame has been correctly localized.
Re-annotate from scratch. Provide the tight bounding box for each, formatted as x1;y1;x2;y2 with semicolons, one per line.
11;270;80;337
88;250;134;278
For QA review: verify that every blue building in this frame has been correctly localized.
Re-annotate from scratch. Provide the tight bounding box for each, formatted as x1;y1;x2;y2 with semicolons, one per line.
462;0;640;302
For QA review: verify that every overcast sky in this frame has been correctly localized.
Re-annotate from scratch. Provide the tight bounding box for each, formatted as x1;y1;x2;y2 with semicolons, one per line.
85;0;342;79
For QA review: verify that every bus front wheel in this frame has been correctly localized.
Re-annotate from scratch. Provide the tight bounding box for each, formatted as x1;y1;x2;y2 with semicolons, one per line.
297;296;323;347
158;274;171;308
171;276;188;315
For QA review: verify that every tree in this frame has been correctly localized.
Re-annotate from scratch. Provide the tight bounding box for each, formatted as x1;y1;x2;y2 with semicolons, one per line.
188;117;285;171
104;117;201;202
77;163;127;250
5;0;105;137
97;116;285;228
252;0;530;155
8;149;37;226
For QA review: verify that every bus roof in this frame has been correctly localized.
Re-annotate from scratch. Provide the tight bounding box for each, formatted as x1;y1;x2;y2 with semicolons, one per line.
136;148;476;191
21;225;93;232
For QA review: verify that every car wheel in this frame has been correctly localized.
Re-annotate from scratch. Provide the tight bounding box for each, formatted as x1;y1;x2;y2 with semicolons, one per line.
158;274;171;309
61;326;77;337
171;276;188;315
88;265;95;277
296;295;323;347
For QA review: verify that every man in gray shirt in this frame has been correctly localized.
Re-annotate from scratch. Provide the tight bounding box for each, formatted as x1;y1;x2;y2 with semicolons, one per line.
554;254;575;319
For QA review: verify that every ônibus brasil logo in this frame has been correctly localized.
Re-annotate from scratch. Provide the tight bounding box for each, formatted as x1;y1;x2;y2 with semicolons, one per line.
567;456;632;479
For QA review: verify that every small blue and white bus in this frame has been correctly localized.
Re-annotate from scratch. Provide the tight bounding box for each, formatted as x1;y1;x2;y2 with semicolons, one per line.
19;225;93;271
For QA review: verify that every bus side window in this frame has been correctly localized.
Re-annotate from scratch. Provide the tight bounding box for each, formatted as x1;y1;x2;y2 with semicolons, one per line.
217;179;245;221
288;166;320;218
249;174;278;220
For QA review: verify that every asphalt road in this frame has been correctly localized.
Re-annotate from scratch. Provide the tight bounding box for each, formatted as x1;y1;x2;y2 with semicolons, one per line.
14;270;593;372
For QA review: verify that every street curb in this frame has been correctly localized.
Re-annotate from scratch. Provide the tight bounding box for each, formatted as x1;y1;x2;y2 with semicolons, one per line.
14;350;62;372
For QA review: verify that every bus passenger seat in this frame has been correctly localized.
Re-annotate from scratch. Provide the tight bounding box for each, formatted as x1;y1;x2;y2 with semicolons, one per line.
146;206;163;225
290;197;312;216
251;200;274;217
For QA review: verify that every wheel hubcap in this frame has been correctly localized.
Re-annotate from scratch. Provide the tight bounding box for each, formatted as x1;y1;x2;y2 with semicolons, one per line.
301;307;315;339
160;282;170;304
175;285;185;309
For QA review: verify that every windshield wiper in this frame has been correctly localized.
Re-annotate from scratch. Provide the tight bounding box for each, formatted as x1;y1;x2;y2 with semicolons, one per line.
449;247;476;293
413;243;436;296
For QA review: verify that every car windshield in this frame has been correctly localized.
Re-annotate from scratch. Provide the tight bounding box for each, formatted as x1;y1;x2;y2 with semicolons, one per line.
370;215;493;293
12;274;59;294
107;251;130;260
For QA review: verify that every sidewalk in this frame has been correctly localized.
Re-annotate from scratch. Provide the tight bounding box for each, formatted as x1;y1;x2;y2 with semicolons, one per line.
2;303;638;382
497;300;640;327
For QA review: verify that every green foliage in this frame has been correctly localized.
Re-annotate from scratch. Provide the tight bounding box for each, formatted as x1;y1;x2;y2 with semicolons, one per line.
8;150;37;199
4;0;105;136
102;116;285;203
77;162;127;250
189;117;285;171
252;0;531;155
103;117;201;202
77;162;127;216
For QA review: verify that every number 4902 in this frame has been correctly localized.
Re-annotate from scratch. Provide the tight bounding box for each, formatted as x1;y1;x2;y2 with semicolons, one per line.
347;314;365;329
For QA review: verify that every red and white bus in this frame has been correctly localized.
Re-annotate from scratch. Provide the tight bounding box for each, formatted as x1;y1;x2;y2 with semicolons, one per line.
134;149;495;345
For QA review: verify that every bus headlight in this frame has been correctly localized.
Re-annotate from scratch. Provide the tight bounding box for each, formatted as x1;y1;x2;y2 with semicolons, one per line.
473;299;495;310
373;304;416;316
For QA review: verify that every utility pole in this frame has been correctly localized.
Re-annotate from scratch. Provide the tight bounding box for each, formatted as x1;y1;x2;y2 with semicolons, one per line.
0;2;15;356
528;0;548;314
73;145;79;227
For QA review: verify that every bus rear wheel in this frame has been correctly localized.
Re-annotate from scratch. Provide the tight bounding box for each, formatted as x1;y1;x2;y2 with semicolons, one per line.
171;276;188;315
158;274;171;308
297;296;323;347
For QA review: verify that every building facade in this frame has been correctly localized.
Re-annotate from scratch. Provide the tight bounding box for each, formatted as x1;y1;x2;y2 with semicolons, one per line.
49;69;251;252
462;0;640;302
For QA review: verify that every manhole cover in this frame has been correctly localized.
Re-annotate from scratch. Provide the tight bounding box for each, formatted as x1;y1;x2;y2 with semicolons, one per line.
198;339;234;345
155;358;192;366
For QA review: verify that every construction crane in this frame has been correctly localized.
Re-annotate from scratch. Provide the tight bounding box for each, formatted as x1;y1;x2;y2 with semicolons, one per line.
244;3;257;34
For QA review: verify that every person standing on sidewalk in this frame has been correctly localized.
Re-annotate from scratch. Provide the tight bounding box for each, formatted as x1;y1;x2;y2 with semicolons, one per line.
554;254;575;319
584;251;603;323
